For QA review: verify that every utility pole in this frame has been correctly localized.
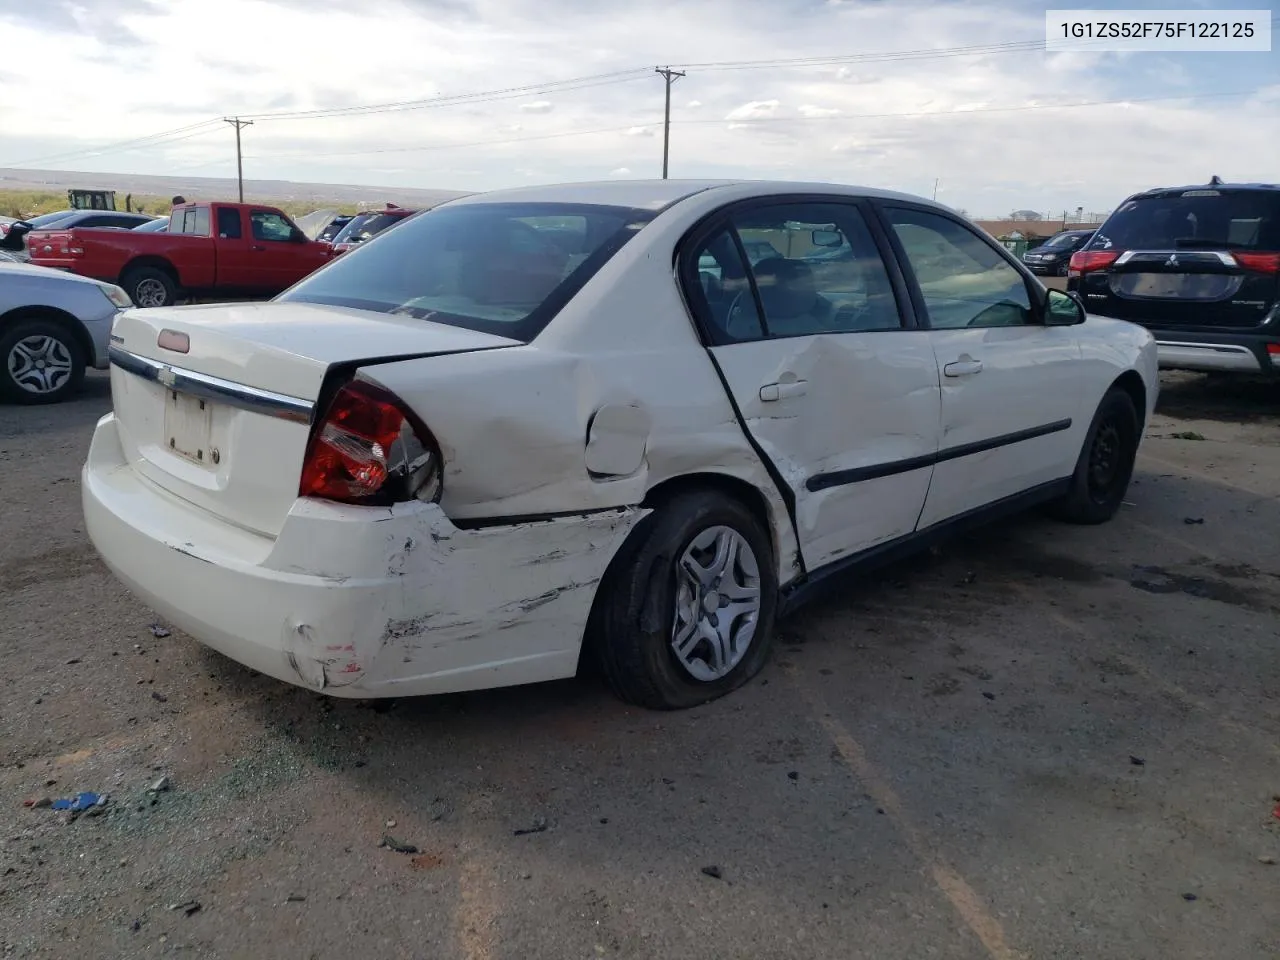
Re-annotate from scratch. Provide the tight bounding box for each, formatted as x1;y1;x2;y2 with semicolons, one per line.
655;67;686;180
224;117;253;202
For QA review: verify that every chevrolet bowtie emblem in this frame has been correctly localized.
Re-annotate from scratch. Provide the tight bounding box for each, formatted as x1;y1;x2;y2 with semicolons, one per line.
157;366;177;387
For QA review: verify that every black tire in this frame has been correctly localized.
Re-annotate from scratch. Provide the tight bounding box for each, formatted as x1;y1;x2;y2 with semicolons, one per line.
1047;387;1139;524
121;266;178;308
590;490;778;710
0;318;86;405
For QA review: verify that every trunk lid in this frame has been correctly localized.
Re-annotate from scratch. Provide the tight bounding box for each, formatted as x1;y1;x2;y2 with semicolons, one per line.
108;301;519;537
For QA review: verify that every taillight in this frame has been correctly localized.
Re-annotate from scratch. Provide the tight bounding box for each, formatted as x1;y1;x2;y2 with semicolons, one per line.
1069;250;1120;275
299;378;442;506
1235;252;1280;274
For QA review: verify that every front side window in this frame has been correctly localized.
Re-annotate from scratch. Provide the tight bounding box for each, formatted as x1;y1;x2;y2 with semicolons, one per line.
251;211;294;242
686;201;903;341
886;207;1034;329
278;202;654;342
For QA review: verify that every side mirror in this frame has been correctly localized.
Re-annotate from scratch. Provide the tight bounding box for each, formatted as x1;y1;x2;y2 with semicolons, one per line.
1045;288;1085;325
811;229;843;247
291;228;308;243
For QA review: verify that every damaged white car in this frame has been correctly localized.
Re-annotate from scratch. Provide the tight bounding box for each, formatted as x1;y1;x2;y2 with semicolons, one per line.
83;180;1158;709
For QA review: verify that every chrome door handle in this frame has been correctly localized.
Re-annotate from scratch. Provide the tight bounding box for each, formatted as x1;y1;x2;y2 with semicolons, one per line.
759;379;809;402
250;244;266;252
943;358;983;377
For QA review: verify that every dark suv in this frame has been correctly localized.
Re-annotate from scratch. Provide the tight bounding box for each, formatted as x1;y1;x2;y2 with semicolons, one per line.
1068;179;1280;377
1021;228;1094;276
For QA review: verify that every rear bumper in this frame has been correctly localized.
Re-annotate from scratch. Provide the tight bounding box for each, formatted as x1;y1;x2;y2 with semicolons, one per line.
82;412;645;698
1151;329;1280;376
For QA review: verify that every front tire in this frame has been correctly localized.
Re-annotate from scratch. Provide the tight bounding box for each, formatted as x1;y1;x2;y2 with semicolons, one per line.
591;490;778;710
0;319;85;404
1048;387;1139;524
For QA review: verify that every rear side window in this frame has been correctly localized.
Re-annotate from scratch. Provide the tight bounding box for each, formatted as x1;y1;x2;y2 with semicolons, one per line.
1090;191;1280;252
217;208;242;239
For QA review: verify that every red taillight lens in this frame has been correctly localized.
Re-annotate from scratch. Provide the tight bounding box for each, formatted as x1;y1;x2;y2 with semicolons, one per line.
1235;252;1280;274
299;379;442;505
1069;250;1120;274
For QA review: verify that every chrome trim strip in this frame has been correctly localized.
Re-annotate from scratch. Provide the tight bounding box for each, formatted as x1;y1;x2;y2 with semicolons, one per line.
108;345;315;424
1154;340;1253;354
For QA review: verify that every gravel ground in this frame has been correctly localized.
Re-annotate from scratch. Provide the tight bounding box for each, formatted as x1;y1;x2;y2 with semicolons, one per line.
1;369;1278;960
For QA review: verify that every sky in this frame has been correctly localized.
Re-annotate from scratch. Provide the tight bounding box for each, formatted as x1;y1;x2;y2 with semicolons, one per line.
0;0;1276;216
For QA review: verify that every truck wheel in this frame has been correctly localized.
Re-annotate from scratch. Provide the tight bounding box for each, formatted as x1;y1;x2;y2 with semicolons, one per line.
0;318;86;404
122;267;177;308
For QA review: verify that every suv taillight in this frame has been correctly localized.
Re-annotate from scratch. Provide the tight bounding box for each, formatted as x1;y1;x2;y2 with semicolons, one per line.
1235;252;1280;274
299;378;442;506
1069;250;1120;275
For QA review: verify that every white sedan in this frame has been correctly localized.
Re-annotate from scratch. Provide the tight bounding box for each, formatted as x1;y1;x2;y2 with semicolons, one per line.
82;180;1158;709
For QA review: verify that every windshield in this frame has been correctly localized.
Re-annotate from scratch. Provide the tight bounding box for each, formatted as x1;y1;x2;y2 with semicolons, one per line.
133;218;168;232
1089;191;1280;252
278;201;654;341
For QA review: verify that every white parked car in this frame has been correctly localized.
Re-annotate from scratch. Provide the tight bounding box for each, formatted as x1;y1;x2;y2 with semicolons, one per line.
82;180;1158;709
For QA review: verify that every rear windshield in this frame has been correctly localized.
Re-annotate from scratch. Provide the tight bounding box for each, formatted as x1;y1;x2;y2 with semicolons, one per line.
1088;191;1280;252
25;210;76;228
278;202;654;341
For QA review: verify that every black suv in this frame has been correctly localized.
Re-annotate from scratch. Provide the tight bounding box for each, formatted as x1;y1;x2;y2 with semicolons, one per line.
1068;179;1280;377
1021;228;1094;276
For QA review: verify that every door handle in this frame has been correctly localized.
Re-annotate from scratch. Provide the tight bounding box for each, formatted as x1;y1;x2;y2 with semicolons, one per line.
759;379;808;402
250;244;266;252
943;357;983;377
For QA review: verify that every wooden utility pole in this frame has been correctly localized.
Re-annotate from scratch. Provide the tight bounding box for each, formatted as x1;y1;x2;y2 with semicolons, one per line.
224;118;253;202
655;67;686;179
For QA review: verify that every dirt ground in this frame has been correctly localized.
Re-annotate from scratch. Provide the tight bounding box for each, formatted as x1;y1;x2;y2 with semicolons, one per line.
1;369;1278;960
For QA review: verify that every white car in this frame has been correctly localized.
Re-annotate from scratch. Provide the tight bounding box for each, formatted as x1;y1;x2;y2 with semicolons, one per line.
82;180;1158;709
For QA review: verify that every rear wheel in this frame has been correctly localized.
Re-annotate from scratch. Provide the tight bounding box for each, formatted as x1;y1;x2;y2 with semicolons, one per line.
0;319;85;404
1048;386;1139;524
591;490;778;709
122;266;178;308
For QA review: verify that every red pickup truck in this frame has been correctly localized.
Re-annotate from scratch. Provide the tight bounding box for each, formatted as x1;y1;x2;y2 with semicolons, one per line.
26;202;333;307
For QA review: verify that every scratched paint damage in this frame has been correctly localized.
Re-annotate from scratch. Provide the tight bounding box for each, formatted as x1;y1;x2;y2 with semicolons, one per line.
264;501;649;696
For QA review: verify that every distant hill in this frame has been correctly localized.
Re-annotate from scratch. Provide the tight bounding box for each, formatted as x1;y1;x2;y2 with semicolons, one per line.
0;167;471;212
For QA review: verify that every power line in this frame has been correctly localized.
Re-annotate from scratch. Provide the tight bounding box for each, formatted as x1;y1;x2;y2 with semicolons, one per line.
672;88;1268;126
1;118;224;169
236;69;654;122
235;87;1267;165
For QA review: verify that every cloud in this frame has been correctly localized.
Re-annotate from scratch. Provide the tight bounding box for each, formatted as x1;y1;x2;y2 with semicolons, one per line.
0;0;1274;216
725;99;780;121
519;101;553;113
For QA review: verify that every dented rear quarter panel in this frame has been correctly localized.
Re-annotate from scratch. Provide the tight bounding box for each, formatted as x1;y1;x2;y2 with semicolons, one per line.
360;190;806;585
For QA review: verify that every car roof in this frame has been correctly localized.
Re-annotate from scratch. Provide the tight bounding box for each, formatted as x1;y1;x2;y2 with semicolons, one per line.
1131;180;1280;200
443;178;942;212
